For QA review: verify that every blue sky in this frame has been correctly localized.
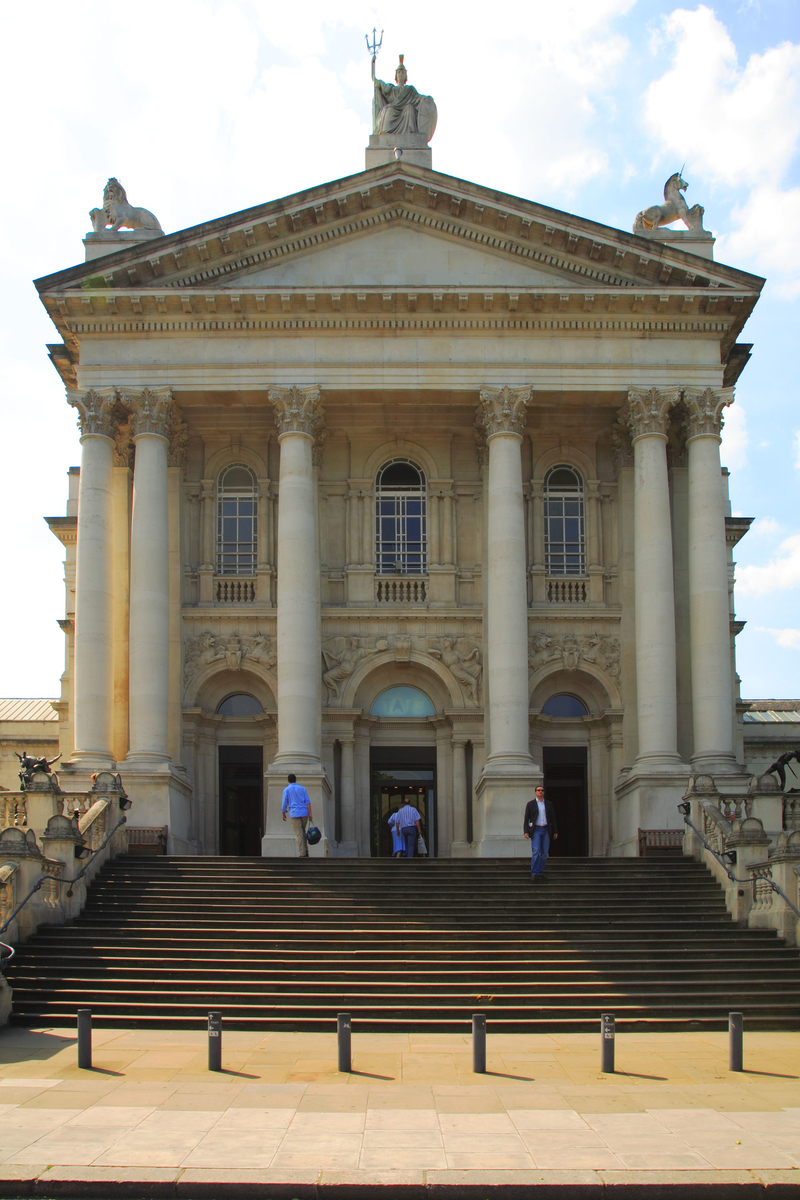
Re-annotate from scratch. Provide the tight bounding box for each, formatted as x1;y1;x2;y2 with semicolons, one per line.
0;0;798;698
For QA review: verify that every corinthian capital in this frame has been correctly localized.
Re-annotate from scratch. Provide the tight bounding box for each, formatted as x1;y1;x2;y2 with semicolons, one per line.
683;387;734;441
623;387;682;441
478;385;533;439
123;387;175;440
67;387;119;440
268;385;324;439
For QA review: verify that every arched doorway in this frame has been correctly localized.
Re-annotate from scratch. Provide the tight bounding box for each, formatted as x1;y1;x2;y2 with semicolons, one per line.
369;687;436;857
183;666;277;855
217;693;264;856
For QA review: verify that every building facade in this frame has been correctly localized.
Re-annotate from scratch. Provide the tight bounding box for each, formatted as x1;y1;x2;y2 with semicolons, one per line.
30;133;767;858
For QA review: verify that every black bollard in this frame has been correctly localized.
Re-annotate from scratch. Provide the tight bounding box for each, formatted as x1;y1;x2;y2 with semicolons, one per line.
601;1012;615;1073
472;1013;486;1074
208;1011;222;1072
337;1012;351;1073
729;1011;743;1072
77;1009;92;1070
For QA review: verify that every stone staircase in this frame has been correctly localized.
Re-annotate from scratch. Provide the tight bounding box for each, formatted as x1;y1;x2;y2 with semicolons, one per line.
6;856;800;1031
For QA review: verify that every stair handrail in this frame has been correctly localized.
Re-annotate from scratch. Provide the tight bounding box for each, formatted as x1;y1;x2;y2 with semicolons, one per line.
0;815;127;968
678;802;800;920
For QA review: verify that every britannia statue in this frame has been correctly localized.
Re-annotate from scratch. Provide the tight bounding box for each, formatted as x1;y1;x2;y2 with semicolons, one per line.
371;53;437;143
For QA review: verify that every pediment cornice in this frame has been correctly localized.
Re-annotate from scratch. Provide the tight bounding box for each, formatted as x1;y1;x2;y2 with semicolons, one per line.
36;161;764;298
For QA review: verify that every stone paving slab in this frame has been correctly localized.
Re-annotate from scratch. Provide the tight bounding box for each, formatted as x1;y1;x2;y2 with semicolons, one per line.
0;1028;799;1195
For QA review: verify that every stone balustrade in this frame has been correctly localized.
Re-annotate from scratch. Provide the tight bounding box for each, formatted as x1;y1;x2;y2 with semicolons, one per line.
681;775;800;944
0;771;131;1024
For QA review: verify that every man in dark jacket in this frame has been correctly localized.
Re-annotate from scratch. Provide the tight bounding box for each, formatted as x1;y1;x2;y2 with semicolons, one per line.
523;785;558;880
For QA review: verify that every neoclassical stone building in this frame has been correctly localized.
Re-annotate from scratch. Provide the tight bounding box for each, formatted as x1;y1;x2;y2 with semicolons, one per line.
32;111;764;857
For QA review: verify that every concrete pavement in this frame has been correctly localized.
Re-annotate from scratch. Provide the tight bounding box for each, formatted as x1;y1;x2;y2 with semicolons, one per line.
1;1026;799;1195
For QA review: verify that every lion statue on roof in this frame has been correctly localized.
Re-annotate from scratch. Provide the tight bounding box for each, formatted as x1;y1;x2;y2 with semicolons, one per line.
90;178;163;234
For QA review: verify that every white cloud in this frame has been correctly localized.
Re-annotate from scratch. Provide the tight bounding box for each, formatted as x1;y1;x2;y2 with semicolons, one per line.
756;626;800;650
718;184;800;294
737;533;800;596
643;6;800;188
720;401;748;471
751;516;780;537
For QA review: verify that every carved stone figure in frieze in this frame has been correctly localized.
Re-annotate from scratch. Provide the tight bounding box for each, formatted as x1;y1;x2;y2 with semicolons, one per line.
429;636;482;705
184;633;225;683
322;636;388;702
242;633;276;670
90;178;163;234
633;173;706;235
184;631;276;684
528;631;620;679
528;633;560;671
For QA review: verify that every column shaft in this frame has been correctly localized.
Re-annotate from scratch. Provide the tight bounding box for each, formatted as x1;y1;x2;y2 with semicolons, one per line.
687;398;736;768
128;433;171;760
341;736;356;846
73;433;115;764
452;739;467;845
485;432;534;766
275;432;320;763
632;432;679;763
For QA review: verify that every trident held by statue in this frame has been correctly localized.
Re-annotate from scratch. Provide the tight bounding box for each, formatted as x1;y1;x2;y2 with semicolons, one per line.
366;26;383;67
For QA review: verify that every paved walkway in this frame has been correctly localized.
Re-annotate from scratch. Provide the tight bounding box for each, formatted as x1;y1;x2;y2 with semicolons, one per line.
1;1026;799;1195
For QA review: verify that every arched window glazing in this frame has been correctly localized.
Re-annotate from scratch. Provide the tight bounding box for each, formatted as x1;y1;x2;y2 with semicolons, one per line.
375;459;427;575
544;465;585;576
217;464;257;575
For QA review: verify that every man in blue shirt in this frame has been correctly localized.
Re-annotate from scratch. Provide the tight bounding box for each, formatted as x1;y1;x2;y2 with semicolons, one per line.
281;774;313;857
393;795;422;858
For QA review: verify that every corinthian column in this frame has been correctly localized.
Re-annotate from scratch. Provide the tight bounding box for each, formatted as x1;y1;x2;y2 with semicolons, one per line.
475;386;539;856
684;387;738;772
125;387;174;762
262;386;329;855
625;387;682;769
68;388;118;767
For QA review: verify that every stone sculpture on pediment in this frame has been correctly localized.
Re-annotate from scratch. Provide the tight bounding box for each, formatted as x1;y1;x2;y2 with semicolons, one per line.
429;636;482;705
90;178;163;234
372;54;437;143
322;636;388;702
633;173;706;235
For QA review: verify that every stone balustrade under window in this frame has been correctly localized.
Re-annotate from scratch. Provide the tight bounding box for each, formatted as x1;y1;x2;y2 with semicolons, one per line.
375;575;428;604
546;577;587;603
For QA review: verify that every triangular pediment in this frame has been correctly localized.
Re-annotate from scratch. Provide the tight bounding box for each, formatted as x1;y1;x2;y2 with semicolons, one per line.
36;161;764;378
220;222;578;289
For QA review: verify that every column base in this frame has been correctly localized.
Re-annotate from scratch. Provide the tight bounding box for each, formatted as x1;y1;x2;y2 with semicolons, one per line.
114;760;194;853
70;751;117;770
614;763;690;855
690;752;748;777
262;760;332;857
474;758;541;858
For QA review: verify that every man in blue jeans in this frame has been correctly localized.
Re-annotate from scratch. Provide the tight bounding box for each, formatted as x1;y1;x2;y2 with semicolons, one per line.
523;785;558;880
393;795;422;857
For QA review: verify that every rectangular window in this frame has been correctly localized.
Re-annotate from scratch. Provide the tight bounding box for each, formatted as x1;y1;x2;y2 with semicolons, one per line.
376;494;427;575
545;495;585;575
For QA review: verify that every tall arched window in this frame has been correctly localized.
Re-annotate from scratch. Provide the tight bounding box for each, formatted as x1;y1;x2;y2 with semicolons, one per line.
375;459;427;575
217;464;257;575
544;465;585;576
